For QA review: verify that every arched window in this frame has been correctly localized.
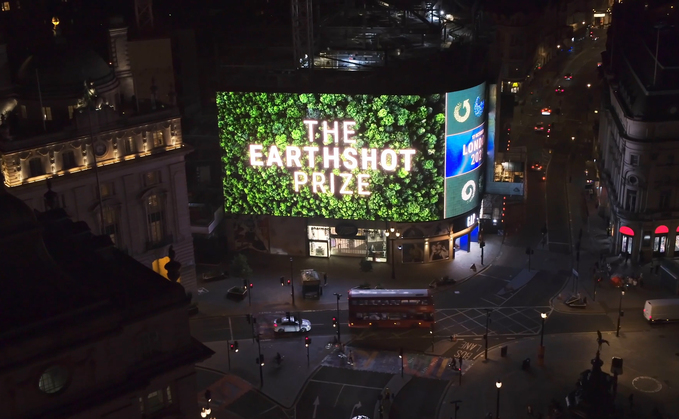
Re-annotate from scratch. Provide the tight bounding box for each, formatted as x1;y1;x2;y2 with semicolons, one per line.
676;226;679;252
655;225;669;234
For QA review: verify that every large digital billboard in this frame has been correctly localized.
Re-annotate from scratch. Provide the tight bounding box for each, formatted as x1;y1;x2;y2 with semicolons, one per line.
444;83;486;219
218;86;486;222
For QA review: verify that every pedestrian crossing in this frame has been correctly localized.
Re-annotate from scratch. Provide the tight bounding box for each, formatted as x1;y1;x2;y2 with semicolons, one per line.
321;347;472;381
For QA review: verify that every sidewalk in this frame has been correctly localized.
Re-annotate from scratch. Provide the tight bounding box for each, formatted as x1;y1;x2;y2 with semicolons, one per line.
191;231;504;317
438;331;679;419
550;155;671;316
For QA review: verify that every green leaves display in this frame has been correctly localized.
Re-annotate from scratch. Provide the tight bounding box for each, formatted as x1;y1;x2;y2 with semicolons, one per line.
217;92;445;222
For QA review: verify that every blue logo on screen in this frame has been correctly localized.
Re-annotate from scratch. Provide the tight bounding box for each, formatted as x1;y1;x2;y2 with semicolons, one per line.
445;124;486;178
474;96;484;117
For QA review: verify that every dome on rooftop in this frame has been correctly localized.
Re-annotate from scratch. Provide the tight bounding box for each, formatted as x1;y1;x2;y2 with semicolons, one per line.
17;42;117;99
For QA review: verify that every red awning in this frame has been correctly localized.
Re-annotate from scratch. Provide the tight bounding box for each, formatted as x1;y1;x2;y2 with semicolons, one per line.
655;225;669;234
619;226;634;236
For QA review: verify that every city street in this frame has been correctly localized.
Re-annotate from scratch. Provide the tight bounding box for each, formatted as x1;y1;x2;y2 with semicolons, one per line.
192;29;679;419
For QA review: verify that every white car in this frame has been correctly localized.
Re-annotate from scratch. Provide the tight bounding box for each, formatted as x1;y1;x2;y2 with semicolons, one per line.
273;316;312;333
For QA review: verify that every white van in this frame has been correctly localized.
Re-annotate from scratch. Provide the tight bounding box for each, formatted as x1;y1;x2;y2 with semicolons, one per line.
643;299;679;322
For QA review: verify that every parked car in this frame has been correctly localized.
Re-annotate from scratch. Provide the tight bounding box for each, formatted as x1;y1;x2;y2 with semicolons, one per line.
273;316;312;333
226;286;248;301
564;73;573;80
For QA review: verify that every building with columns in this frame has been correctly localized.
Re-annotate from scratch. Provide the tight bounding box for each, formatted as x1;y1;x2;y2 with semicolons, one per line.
597;0;679;263
0;24;197;292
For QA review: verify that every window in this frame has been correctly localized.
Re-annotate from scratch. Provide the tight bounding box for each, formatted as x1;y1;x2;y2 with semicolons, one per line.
629;154;639;166
61;150;77;170
625;190;637;211
67;105;75;119
145;171;161;186
152;131;165;147
146;390;165;413
38;366;69;394
1;2;9;11
124;137;136;155
20;105;27;119
42;106;52;121
659;191;671;209
147;194;165;244
102;206;118;245
139;331;160;359
28;157;45;177
676;235;679;252
99;182;114;198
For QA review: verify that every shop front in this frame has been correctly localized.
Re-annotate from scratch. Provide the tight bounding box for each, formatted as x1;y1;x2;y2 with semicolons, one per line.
308;224;387;262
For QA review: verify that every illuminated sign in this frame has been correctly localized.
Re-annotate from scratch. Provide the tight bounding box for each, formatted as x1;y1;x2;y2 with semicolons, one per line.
219;87;486;222
444;83;487;219
247;119;416;196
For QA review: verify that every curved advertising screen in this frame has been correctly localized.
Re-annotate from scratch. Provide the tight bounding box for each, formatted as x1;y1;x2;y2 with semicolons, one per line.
218;84;486;222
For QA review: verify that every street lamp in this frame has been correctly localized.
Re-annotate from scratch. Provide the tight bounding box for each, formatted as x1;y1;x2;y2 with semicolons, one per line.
540;312;547;346
385;227;401;279
289;257;295;307
333;293;342;344
616;289;625;337
587;83;591;88
495;381;502;419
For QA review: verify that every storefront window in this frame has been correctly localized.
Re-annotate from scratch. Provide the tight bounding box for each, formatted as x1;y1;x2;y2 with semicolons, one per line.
309;241;328;257
654;225;669;255
675;226;679;252
619;226;634;254
308;226;330;241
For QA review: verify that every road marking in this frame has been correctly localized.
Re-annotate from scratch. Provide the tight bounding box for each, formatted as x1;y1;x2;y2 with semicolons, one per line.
310;379;384;391
436;357;449;378
480;298;500;306
361;351;379;369
334;385;344;407
229;317;234;342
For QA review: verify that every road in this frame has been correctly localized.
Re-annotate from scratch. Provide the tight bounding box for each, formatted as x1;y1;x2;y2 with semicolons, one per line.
192;29;678;419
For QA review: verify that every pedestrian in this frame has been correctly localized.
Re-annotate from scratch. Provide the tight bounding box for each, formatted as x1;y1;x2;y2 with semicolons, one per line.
324;272;328;286
348;350;354;365
628;393;634;411
527;404;534;415
384;387;390;400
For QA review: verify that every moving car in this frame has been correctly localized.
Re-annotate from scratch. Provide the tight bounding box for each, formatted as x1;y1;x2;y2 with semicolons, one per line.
534;122;545;132
273;316;312;333
643;299;679;322
530;162;544;171
555;86;565;94
226;286;248;301
564;73;573;80
541;107;552;116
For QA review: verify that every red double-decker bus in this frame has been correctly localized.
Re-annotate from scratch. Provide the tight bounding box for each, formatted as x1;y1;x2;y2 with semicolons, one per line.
347;289;435;328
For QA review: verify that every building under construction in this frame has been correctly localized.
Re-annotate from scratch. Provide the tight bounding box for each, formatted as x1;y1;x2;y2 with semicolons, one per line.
215;0;487;92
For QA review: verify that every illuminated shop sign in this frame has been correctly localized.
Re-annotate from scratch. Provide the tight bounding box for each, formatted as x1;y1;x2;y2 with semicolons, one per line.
248;120;416;196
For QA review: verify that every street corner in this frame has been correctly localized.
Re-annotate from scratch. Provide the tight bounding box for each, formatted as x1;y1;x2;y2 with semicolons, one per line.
196;372;253;413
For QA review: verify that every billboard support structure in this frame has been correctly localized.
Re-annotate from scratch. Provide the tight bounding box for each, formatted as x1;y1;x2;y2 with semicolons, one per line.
291;0;314;69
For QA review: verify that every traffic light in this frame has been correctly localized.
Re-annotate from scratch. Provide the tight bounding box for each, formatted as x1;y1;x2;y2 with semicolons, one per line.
249;282;254;288
305;336;311;347
243;279;247;288
230;342;235;351
399;348;403;359
332;317;337;328
430;324;434;334
287;279;291;285
280;276;285;286
234;341;239;352
204;389;212;402
260;354;265;366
